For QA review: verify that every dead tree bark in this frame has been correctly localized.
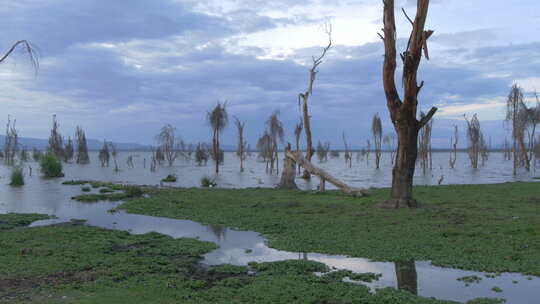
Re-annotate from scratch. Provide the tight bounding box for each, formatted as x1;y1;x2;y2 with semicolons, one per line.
278;144;298;190
285;150;369;197
378;0;436;208
298;22;332;179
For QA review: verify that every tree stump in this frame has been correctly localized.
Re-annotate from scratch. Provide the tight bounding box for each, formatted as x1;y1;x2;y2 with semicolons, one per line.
277;144;298;190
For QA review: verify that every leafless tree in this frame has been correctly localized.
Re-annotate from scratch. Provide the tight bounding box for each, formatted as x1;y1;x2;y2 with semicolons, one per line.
503;137;512;161
207;102;228;174
316;141;330;163
465;114;482;169
372;114;383;169
383;134;397;165
4;116;18;166
379;0;437;208
365;139;371;165
294;121;303;174
48;115;65;160
98;141;110;167
234;117;247;172
266;110;284;174
257;131;273;173
343;132;352;168
298;21;332;179
449;125;458;169
32;148;42;162
64;137;74;162
20;146;28;162
0;40;39;72
110;143;119;172
126;155;134;168
195;143;209;166
75;126;90;164
156;124;184;167
418;112;433;174
506;84;530;174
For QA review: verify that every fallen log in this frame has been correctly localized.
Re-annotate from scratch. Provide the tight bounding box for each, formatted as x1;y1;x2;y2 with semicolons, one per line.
285;150;369;197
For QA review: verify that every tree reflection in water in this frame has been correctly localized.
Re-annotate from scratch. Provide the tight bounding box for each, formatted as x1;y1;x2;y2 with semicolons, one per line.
208;224;226;241
395;260;418;295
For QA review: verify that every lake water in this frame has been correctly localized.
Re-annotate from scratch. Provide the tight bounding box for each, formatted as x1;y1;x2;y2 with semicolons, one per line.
0;151;538;303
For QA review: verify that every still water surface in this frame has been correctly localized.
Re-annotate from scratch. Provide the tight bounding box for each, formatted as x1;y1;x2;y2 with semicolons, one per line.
1;152;538;303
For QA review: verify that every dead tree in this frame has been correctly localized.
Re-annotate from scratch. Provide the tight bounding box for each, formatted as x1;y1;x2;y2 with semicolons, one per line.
277;144;298;190
365;140;371;166
372;114;383;169
207;102;228;174
48;115;65;160
195;143;209;166
294;121;303;174
75;126;90;164
285;150;369;196
156;124;183;167
0;40;39;72
465;114;482;169
266;111;284;174
418;112;433;174
506;84;530;174
64;137;74;162
298;22;332;179
316;141;330;163
110;143;119;171
343;132;352;168
4;116;18;166
449;125;458;169
234;117;247;172
98;141;110;167
379;0;436;208
383;134;397;165
257;132;273;173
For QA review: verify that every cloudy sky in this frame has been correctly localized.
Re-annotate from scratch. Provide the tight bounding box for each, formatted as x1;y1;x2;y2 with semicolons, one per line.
1;0;540;147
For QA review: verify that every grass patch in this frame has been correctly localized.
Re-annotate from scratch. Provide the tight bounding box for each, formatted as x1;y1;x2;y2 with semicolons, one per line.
119;182;540;276
81;186;91;192
0;213;466;304
62;180;89;185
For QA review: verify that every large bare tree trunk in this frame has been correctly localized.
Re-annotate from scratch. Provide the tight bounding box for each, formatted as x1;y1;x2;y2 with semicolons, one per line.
378;0;436;208
395;260;418;295
278;144;298;190
285;150;368;196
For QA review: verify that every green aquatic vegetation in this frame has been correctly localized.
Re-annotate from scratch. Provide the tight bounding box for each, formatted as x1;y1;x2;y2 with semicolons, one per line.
118;182;540;276
322;270;382;283
161;174;177;183
72;193;128;202
99;187;114;193
0;213;51;230
40;153;63;178
9;167;24;186
491;286;503;293
62;180;89;185
0;213;461;304
458;275;483;285
81;186;91;192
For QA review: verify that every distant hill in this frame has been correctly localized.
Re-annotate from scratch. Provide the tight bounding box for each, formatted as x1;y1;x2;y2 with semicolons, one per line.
0;135;152;151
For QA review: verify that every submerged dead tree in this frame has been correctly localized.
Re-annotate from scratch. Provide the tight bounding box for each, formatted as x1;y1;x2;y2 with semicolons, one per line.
316;141;330;163
506;84;529;174
372;114;383;169
4;117;18;165
285;150;368;196
257;131;273;173
4;116;18;166
266;111;284;174
48;115;65;160
234;117;247;172
64;137;74;162
465;114;482;169
449;125;458;169
418;112;433;174
343;132;352;168
294;121;303;174
383;134;397;165
75;126;90;164
207;102;228;174
99;141;110;167
379;0;437;208
298;22;332;179
156;124;184;167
